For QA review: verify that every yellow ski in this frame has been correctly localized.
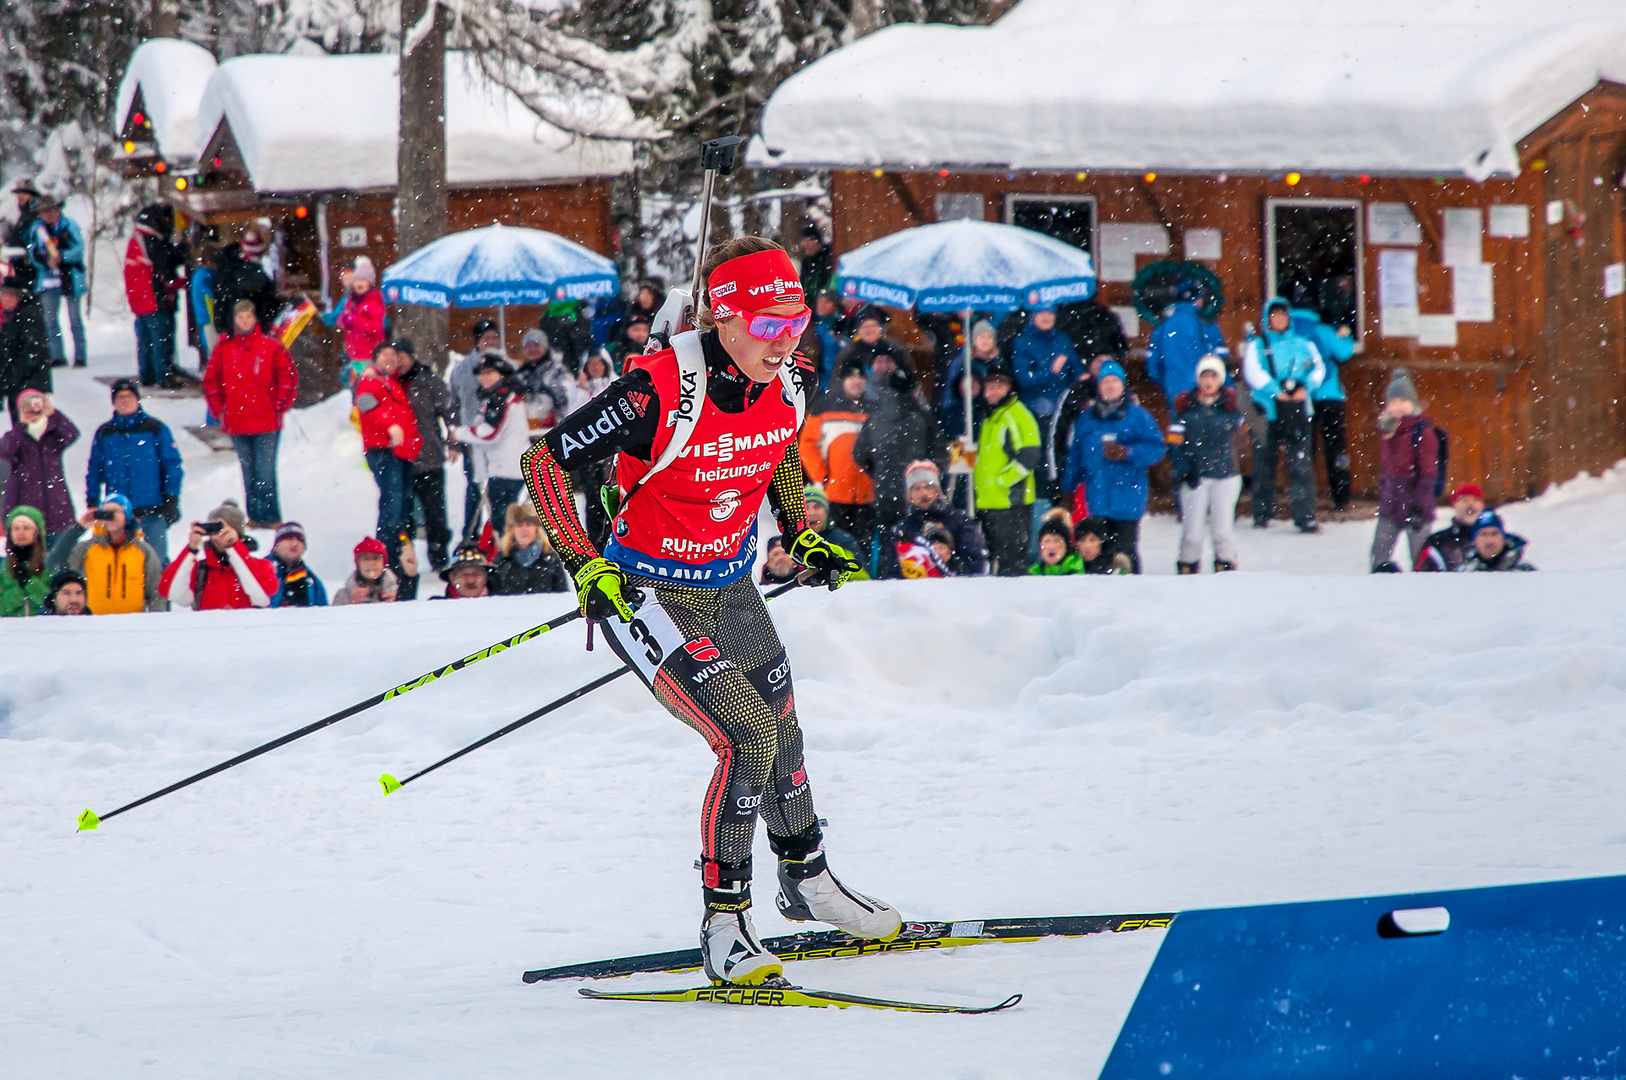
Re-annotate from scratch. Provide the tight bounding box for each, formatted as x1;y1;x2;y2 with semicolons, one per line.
578;981;1020;1014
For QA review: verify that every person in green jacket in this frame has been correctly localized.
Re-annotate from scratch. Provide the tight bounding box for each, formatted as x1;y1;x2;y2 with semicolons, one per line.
973;359;1042;576
2;505;52;616
1028;514;1083;575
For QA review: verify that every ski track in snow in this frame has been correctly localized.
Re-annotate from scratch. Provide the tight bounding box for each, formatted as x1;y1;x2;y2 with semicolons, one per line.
4;315;1626;1077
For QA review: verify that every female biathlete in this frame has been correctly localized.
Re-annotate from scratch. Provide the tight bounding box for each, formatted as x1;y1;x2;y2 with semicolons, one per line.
521;237;901;985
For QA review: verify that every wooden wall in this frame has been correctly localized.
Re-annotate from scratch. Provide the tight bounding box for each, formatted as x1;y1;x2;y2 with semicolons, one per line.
828;83;1626;503
325;180;617;359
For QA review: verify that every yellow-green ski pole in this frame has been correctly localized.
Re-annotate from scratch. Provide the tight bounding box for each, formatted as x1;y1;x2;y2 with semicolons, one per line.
76;606;583;832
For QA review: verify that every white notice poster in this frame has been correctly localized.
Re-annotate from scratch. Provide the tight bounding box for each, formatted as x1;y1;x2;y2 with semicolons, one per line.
1097;223;1170;282
1379;249;1418;310
1453;264;1495;322
1381;307;1421;338
1441;209;1483;267
1417;314;1458;347
1605;263;1626;299
1184;227;1222;261
1368;203;1421;246
1487;205;1530;239
1110;305;1141;340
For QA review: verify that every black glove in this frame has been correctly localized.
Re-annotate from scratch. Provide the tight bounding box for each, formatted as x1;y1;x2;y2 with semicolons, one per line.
1183;473;1201;490
160;493;181;525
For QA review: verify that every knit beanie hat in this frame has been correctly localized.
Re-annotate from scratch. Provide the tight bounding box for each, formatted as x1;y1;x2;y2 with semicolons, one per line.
207;500;248;535
1097;359;1128;384
1196;354;1227;380
971;319;996;341
802;484;830;511
1385;367;1420;408
1451;482;1484;504
99;493;135;521
110;377;142;402
274;522;307;547
1037;517;1073;546
1076;516;1108;541
351;255;377;285
903;460;942;493
1472;509;1506;539
354;536;388;560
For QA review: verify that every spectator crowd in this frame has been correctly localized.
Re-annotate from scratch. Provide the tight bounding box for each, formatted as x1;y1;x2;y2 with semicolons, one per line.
0;205;1538;619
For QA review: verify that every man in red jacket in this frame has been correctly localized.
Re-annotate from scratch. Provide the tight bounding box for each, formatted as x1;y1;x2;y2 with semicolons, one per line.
159;500;279;611
204;299;299;528
354;341;422;569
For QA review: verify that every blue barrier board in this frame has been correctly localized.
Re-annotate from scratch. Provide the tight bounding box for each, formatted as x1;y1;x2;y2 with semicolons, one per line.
1100;874;1626;1078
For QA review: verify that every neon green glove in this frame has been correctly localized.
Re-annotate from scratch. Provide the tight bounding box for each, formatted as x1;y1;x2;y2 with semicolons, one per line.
788;528;862;591
575;557;642;622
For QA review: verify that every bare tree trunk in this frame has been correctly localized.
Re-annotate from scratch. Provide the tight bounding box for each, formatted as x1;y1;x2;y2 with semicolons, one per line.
395;0;450;368
849;0;884;37
151;0;178;38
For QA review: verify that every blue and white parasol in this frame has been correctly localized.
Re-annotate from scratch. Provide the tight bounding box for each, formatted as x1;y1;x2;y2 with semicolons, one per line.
835;218;1095;313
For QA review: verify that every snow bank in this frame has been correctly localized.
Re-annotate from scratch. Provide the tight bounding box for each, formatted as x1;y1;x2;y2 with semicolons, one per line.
751;0;1626;179
193;52;634;193
112;38;218;162
7;568;1626;1076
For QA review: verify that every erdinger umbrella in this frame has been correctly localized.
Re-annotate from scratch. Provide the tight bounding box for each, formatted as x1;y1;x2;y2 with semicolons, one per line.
836;219;1096;510
382;223;619;342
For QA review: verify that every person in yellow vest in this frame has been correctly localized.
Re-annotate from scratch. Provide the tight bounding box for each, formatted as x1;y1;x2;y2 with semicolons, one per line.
63;493;166;613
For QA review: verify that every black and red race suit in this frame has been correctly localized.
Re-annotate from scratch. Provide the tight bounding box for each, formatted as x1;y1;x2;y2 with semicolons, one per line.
521;331;823;876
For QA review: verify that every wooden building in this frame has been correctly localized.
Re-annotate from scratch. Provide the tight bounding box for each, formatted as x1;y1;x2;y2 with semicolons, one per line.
114;45;634;387
751;1;1626;503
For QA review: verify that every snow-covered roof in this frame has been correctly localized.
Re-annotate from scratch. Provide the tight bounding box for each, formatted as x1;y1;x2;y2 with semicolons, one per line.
750;0;1626;180
194;52;636;193
114;38;219;162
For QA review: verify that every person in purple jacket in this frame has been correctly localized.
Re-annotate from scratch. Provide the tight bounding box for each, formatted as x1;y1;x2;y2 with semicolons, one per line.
1370;368;1440;572
0;388;79;544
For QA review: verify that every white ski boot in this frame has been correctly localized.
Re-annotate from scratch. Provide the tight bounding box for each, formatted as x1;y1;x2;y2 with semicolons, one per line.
700;908;784;986
776;846;903;941
700;859;783;985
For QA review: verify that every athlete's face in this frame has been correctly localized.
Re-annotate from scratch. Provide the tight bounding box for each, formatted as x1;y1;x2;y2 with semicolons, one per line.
718;301;806;383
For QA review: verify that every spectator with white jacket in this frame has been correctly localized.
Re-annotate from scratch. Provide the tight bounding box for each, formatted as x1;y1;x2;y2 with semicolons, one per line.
454;355;530;536
1167;355;1244;573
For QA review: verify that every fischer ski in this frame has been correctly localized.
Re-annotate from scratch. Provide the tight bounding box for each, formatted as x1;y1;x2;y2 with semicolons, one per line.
579;980;1021;1014
525;912;1173;983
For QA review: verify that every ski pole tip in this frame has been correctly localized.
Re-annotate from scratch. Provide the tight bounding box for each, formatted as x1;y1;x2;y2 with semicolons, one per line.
378;773;402;796
76;808;100;832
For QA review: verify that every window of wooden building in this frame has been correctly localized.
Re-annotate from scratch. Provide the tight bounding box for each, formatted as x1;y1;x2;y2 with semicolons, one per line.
1265;197;1365;344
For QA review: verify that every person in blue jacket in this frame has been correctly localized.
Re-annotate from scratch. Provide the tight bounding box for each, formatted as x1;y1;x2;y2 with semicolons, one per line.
1062;359;1166;574
1241;297;1325;532
1292;305;1355;512
27;199;87;369
84;379;183;565
1144;286;1229;407
1011;308;1082;425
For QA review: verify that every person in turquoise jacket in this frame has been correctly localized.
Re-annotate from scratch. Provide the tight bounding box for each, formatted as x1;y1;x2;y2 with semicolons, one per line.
1062;359;1165;573
1294;306;1355;512
1241;297;1325;531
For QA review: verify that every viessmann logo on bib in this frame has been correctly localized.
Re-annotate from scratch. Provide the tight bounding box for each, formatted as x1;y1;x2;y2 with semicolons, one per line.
679;427;796;463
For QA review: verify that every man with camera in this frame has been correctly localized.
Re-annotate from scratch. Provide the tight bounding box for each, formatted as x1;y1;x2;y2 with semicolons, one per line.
158;500;278;611
62;494;166;614
1241;297;1326;533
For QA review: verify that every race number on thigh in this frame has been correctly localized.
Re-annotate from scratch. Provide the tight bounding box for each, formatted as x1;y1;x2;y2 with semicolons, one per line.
601;593;692;684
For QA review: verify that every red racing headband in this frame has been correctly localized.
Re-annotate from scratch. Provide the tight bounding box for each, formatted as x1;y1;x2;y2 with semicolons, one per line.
707;248;806;320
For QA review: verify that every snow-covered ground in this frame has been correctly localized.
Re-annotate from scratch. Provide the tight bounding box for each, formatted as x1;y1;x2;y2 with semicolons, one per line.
6;315;1626;1077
